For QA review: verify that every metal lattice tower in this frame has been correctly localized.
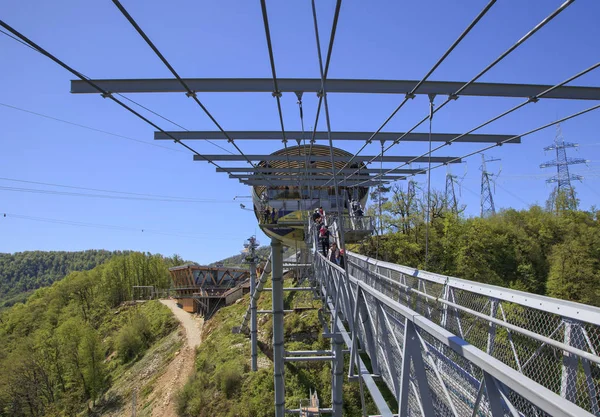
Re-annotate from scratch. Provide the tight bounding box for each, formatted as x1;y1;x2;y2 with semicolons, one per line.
540;124;587;210
445;170;459;215
480;154;500;218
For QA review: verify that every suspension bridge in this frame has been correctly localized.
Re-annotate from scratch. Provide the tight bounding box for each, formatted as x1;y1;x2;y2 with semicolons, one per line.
2;0;600;415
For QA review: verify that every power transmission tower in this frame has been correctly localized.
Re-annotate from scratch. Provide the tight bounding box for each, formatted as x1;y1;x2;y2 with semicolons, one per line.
540;124;587;212
445;169;459;215
481;154;500;218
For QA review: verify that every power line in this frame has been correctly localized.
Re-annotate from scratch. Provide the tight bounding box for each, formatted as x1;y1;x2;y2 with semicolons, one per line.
0;102;185;154
0;19;248;178
347;0;575;186
0;185;235;203
1;212;241;240
0;177;224;201
114;93;234;155
422;101;600;177
0;28;230;155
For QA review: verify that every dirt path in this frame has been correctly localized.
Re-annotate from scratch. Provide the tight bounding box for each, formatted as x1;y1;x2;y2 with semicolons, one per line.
149;300;203;417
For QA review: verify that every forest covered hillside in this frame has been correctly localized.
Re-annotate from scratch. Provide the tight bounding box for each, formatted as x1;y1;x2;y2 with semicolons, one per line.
358;186;600;307
0;251;179;417
0;250;130;307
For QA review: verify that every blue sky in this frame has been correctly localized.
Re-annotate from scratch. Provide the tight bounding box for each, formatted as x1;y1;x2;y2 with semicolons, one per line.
1;0;599;263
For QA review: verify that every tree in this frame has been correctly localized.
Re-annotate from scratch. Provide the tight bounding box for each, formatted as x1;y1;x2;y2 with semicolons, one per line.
546;238;600;306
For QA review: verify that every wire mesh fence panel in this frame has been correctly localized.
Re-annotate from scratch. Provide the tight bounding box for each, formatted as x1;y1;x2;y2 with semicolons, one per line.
338;251;600;416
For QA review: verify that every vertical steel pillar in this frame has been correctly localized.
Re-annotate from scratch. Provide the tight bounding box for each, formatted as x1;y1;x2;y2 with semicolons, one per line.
250;254;258;372
271;238;285;417
332;333;344;417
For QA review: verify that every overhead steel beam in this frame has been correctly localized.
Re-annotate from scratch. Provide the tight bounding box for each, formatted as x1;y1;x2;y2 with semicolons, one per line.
154;130;520;144
193;154;461;163
241;179;391;186
229;174;402;180
71;78;600;100
217;167;425;174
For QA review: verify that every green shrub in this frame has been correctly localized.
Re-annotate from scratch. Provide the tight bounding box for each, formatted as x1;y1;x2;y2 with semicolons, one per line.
217;361;244;398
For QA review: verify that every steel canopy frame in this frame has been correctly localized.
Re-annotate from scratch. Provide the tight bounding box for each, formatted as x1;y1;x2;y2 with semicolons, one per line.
192;154;461;163
218;167;425;174
71;78;600;100
154;130;521;144
239;179;393;186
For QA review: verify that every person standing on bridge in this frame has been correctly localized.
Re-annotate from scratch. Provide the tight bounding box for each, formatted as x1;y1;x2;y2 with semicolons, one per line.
338;249;345;268
328;242;339;263
319;225;330;256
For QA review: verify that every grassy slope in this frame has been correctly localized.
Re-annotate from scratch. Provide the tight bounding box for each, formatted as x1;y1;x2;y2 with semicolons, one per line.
96;326;184;417
176;273;377;417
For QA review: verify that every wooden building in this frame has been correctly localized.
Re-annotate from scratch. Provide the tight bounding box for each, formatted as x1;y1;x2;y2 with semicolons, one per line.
168;264;250;316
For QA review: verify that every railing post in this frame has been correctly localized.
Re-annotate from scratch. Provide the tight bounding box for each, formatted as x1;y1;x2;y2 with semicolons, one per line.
271;238;285;417
399;319;435;417
487;298;499;355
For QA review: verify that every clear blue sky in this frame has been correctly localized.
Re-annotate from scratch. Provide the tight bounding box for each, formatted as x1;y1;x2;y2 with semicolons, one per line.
1;0;599;263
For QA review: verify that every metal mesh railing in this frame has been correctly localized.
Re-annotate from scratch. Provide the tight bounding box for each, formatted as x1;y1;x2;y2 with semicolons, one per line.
313;252;596;416
342;251;600;416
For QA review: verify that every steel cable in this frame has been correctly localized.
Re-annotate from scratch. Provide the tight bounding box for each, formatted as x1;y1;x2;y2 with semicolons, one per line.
359;60;600;187
112;0;272;183
322;0;497;187
344;0;575;186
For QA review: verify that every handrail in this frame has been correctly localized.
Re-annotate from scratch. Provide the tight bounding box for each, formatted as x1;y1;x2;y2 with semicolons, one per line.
348;258;600;365
314;253;596;417
348;251;600;326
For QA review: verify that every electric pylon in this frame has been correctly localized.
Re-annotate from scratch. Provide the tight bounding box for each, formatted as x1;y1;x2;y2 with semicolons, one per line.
540;124;588;212
445;169;459;215
481;154;500;218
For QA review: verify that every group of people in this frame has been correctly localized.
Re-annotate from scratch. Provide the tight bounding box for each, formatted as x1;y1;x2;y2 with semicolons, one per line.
317;223;345;268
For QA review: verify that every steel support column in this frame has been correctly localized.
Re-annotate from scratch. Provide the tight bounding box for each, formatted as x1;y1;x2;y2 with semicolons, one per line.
332;333;344;417
271;238;285;417
250;257;258;371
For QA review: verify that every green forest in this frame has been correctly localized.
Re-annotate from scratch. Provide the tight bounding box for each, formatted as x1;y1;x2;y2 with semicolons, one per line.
360;185;600;306
0;250;130;308
0;252;180;417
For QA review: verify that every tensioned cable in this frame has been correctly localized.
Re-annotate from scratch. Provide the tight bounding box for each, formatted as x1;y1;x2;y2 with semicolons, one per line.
0;28;231;156
406;102;600;182
0;20;245;177
0;102;185;153
114;93;234;155
111;0;272;183
343;0;575;186
258;0;293;175
2;213;241;240
322;0;497;188
358;60;600;187
306;0;343;199
311;0;344;236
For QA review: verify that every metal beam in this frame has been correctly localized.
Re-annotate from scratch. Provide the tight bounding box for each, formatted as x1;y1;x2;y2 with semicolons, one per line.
240;180;392;186
218;167;425;174
71;78;600;100
193;154;461;163
230;174;403;180
155;130;520;144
